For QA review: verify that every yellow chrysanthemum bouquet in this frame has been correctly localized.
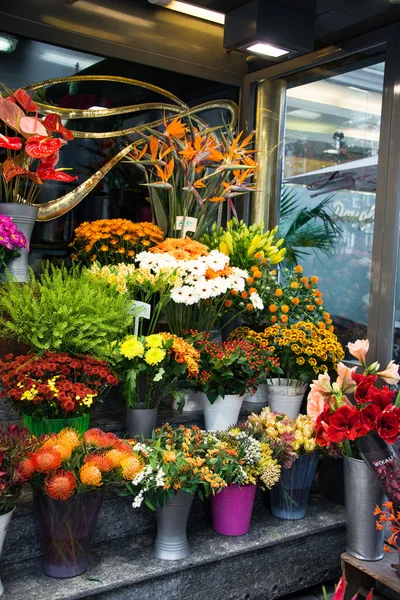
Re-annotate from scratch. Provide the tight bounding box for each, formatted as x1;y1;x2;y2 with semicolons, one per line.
111;333;200;409
232;322;344;384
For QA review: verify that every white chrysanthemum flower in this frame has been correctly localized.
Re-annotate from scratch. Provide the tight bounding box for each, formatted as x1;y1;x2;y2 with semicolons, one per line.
250;292;264;310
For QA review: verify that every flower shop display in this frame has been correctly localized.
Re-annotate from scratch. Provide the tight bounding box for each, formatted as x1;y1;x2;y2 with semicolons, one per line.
126;118;256;239
375;501;400;576
0;214;30;280
234;322;344;418
0;424;34;596
71;219;164;265
24;427;145;577
247;408;320;519
136;238;261;334
111;333;200;438
306;341;400;560
206;428;281;535
185;331;281;430
0;87;77;280
0;263;133;360
0;352;118;435
125;424;226;559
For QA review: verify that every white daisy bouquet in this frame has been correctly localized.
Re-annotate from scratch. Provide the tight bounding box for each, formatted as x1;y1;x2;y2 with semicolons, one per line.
136;238;263;334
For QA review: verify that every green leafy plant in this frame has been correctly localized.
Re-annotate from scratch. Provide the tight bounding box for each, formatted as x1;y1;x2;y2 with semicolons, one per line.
0;264;132;359
280;186;341;269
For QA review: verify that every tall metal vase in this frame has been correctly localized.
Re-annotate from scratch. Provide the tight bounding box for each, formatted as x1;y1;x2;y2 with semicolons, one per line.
343;455;385;561
0;203;38;282
154;490;194;560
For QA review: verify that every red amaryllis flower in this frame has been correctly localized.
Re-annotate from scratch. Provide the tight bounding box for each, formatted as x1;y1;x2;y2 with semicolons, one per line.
367;386;396;410
36;165;78;183
2;158;42;184
327;405;365;443
44;470;77;500
315;403;332;447
360;403;382;431
25;135;65;159
0;133;22;150
353;373;377;403
41;114;74;141
33;447;63;473
376;409;400;444
13;89;39;113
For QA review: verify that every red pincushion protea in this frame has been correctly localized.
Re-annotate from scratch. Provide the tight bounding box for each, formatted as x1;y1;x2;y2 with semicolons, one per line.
33;447;63;473
83;428;119;449
84;454;114;472
44;470;77;500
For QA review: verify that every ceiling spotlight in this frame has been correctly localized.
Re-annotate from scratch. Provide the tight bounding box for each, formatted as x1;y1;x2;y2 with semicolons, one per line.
246;42;289;58
0;35;18;53
148;0;225;24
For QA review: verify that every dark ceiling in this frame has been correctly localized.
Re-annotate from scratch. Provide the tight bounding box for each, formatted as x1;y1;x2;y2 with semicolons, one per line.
193;0;400;43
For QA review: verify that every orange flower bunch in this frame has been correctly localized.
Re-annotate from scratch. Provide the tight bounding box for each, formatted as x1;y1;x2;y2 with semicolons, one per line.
149;237;209;261
71;219;164;265
159;332;200;377
375;501;400;552
24;427;148;501
126;116;257;239
265;265;331;329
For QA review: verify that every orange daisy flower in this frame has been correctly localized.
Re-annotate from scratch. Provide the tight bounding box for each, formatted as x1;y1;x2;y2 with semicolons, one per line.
45;470;76;500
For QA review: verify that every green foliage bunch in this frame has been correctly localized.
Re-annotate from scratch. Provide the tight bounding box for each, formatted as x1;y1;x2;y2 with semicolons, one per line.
0;264;133;360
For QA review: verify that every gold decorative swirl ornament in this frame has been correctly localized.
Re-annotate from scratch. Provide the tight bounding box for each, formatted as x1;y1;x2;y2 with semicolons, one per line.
16;75;239;221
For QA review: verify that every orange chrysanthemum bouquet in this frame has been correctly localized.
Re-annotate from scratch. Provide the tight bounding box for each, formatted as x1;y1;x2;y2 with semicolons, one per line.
71;219;164;265
24;427;148;578
126;117;257;239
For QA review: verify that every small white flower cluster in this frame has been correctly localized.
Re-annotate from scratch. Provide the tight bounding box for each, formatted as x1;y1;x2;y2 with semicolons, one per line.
135;250;263;307
132;490;144;508
227;431;261;465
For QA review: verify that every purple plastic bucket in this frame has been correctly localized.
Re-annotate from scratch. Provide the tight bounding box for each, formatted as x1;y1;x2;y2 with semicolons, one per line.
211;484;257;536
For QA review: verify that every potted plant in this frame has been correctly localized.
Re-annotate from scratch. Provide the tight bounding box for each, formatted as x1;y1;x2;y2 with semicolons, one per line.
136;238;260;335
206;428;281;536
0;424;34;596
125;424;226;560
0;263;133;360
111;332;200;438
125;117;257;240
240;321;344;419
0;214;30;278
23;427;146;578
186;332;281;431
247;408;321;520
70;219;164;265
0;352;118;435
0;87;77;280
307;340;400;561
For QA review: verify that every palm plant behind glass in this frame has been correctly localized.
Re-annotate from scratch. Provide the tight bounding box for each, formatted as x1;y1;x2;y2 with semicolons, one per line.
279;186;341;269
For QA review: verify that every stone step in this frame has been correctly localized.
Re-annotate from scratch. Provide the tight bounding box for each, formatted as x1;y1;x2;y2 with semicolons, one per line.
0;495;345;600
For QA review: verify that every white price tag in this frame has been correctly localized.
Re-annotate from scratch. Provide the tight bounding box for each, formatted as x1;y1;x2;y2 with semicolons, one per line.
129;301;151;319
175;216;198;236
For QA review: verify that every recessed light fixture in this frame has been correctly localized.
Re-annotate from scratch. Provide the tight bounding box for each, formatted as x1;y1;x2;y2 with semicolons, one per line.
246;42;289;58
0;35;18;53
160;1;225;24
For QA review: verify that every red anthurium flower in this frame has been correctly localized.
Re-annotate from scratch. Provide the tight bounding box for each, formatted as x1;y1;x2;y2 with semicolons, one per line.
367;385;396;410
353;373;377;404
41;114;74;141
20;116;47;137
41;152;59;167
0;134;22;150
36;165;78;183
327;405;365;443
13;89;39;113
376;408;400;444
25;136;65;159
360;403;382;431
2;158;42;184
0;97;24;130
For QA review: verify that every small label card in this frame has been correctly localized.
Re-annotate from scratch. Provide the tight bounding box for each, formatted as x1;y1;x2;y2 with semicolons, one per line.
175;216;198;236
128;300;151;319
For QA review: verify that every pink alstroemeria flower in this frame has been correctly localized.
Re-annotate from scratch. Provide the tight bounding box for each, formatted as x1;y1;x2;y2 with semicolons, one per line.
377;360;400;385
